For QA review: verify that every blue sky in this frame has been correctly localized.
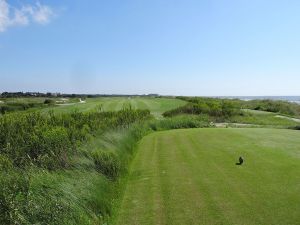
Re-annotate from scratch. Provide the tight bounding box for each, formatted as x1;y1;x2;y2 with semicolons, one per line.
1;0;300;95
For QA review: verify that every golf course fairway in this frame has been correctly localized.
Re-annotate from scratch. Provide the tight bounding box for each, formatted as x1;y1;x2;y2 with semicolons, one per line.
114;128;300;225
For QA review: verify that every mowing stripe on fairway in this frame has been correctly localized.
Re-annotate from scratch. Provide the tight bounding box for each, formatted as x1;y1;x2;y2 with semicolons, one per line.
114;128;300;225
43;97;186;116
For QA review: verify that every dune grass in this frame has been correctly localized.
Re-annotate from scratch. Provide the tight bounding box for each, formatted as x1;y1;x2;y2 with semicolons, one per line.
114;128;300;225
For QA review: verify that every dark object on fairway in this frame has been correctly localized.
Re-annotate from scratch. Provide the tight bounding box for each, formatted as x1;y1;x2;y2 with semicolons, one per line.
236;156;244;165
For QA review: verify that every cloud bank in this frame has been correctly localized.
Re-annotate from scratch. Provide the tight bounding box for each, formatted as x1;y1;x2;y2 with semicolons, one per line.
0;0;54;32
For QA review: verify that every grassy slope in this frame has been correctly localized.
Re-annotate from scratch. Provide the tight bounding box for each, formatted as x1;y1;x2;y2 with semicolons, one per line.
229;113;300;127
42;97;186;117
114;128;300;225
226;109;300;128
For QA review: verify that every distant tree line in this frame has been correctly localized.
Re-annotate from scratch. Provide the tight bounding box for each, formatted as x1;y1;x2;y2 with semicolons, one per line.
0;92;161;98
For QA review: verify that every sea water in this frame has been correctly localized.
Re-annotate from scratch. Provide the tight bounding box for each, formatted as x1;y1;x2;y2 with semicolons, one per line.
216;96;300;104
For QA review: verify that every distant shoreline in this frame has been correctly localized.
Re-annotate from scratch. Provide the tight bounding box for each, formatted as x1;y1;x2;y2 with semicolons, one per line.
214;96;300;104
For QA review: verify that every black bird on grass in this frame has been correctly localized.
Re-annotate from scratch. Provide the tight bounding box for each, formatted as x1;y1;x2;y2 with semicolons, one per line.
236;156;244;165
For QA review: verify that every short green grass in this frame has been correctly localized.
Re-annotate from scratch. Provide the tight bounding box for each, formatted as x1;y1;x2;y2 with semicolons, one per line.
42;97;186;117
114;128;300;225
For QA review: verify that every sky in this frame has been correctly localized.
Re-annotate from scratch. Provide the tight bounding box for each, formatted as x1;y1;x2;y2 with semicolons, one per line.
0;0;300;96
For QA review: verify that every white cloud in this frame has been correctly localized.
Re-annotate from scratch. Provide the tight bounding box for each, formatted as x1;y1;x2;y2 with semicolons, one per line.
0;0;55;32
0;0;10;32
12;8;29;26
32;2;54;24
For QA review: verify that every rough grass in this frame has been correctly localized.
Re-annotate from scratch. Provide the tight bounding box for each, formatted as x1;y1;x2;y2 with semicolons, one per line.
26;168;117;225
114;128;300;225
228;113;300;128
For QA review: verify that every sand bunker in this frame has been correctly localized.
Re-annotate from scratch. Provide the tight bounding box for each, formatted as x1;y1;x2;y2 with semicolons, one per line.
79;98;86;103
275;115;300;123
56;98;86;106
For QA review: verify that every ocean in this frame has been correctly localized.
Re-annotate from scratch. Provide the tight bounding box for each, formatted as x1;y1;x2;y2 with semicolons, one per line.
216;96;300;104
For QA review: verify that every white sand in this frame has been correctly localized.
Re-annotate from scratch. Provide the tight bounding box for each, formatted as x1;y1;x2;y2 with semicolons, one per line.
275;115;300;123
56;103;78;106
215;123;260;128
56;98;86;106
79;98;86;103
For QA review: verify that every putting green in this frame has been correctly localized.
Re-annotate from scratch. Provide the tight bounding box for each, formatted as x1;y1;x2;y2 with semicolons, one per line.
114;128;300;225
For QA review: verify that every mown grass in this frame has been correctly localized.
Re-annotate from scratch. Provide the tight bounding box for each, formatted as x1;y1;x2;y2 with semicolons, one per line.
115;128;300;225
42;97;186;117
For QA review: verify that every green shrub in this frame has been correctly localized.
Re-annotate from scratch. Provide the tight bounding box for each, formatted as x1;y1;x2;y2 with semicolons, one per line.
0;109;150;169
0;155;13;170
44;99;54;104
0;102;45;114
246;100;300;117
92;150;121;180
0;108;151;224
36;127;72;169
163;98;240;118
290;125;300;130
0;170;29;225
174;96;300;118
150;115;212;130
